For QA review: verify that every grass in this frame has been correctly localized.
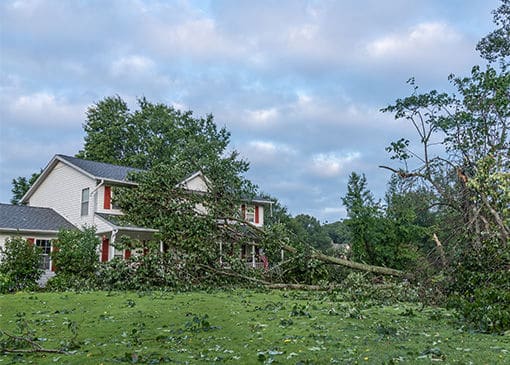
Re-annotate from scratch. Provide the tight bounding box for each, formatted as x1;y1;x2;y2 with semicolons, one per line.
0;290;509;364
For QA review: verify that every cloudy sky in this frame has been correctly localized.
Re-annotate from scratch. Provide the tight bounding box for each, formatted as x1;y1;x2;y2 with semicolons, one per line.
0;0;500;222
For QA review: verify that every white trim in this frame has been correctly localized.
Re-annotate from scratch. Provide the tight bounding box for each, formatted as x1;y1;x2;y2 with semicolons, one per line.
116;227;159;233
0;228;61;234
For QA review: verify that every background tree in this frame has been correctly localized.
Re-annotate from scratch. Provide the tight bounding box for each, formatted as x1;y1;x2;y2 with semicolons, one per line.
10;171;41;205
476;0;509;66
288;214;331;252
322;220;351;246
341;173;429;270
341;172;380;264
77;96;252;194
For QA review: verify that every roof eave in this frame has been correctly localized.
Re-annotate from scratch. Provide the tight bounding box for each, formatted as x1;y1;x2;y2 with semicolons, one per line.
116;227;159;233
0;228;65;235
100;178;138;187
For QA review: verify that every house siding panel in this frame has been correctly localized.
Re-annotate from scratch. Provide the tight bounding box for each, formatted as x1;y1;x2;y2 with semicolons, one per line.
256;205;264;226
28;161;97;228
182;175;208;192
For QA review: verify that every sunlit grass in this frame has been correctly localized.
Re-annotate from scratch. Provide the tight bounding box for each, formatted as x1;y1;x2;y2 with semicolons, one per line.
1;290;509;364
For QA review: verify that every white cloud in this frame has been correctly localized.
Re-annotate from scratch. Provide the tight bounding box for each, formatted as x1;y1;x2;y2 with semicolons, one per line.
248;140;295;155
309;152;361;178
240;140;296;165
5;92;84;127
146;17;245;60
244;107;279;126
110;55;155;77
366;22;462;59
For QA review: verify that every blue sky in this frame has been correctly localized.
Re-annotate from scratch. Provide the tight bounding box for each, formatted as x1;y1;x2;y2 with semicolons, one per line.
0;0;500;222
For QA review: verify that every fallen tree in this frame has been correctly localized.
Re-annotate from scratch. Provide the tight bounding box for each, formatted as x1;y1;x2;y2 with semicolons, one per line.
223;217;405;278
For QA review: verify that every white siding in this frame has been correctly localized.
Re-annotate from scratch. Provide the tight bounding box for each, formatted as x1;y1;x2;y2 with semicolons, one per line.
182;175;208;192
0;233;11;252
28;162;98;229
257;205;264;227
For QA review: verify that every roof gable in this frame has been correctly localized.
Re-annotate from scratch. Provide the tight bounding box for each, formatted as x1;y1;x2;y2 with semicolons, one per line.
0;203;77;232
176;171;211;192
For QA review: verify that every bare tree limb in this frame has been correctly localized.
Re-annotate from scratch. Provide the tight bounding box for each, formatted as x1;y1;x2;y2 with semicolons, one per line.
432;233;446;267
0;330;68;354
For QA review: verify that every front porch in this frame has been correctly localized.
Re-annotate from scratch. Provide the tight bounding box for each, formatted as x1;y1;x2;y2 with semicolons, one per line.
219;242;270;270
96;213;158;262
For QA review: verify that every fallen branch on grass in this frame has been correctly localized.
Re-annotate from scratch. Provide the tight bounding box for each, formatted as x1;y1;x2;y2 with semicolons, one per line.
201;265;356;291
0;330;68;354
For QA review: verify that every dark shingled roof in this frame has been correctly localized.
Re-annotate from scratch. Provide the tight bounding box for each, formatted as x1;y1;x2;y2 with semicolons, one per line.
0;204;77;232
58;155;143;182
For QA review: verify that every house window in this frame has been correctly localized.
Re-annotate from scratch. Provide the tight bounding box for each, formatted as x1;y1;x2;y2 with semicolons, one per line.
245;205;255;223
113;247;123;259
104;186;120;210
81;188;89;216
36;239;51;270
111;191;120;210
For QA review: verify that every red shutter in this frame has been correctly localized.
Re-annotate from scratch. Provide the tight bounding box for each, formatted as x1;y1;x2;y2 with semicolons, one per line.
27;238;35;245
101;238;109;262
241;204;246;219
124;249;131;259
255;206;260;224
104;186;111;209
51;245;59;272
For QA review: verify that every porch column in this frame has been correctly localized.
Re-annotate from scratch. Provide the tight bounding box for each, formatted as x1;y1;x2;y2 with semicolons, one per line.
251;245;255;268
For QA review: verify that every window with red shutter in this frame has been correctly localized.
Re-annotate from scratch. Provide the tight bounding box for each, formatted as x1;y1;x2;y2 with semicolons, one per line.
51;245;59;272
104;186;111;209
101;238;109;262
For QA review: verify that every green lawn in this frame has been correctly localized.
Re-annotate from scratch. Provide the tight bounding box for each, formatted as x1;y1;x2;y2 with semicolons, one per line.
0;290;508;364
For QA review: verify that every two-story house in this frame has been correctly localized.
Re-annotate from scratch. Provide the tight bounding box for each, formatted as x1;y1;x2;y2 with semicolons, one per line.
0;154;272;278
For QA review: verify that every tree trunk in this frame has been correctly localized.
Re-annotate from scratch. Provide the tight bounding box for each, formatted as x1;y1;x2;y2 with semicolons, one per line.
280;243;404;277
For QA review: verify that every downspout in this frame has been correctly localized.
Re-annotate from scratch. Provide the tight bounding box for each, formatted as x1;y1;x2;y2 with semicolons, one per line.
110;228;118;261
90;179;105;226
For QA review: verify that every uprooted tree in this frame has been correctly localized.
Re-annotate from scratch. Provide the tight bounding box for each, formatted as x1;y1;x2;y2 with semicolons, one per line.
380;0;509;333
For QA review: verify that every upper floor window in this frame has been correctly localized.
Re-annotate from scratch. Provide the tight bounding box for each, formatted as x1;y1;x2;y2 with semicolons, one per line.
245;205;255;223
104;185;120;210
81;188;89;216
